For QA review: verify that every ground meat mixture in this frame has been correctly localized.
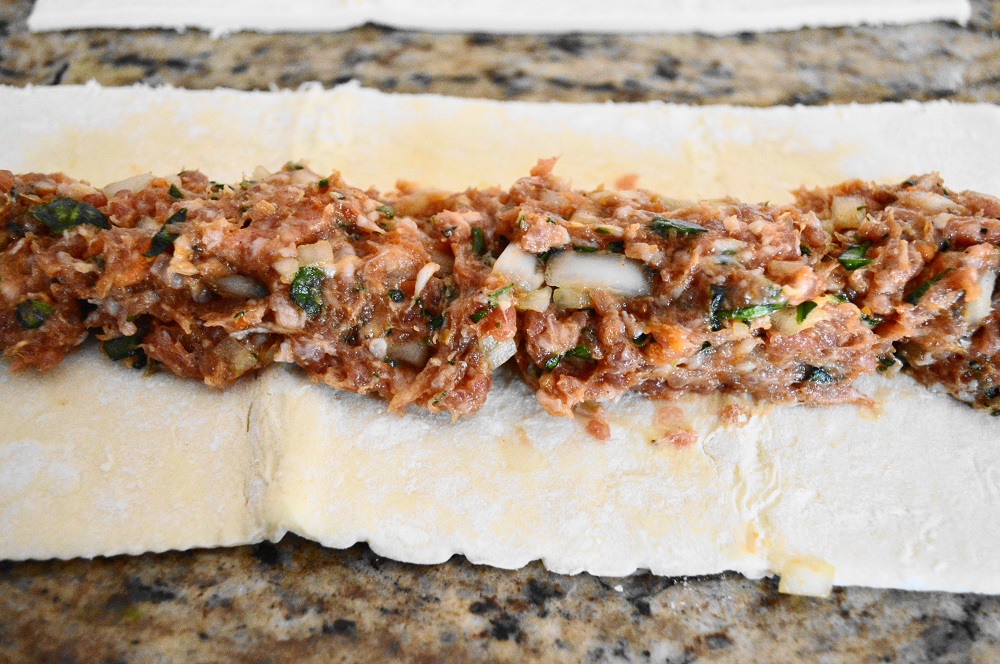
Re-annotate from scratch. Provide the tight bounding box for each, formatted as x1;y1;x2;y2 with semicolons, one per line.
1;161;997;418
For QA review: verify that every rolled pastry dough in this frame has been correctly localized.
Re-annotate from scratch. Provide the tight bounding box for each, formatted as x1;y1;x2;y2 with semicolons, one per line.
26;0;971;36
1;83;999;593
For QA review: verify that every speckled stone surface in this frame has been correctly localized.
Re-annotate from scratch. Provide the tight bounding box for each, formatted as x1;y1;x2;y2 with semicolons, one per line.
2;0;1000;662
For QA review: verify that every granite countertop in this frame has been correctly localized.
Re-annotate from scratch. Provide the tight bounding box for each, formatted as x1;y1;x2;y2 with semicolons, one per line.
2;0;1000;661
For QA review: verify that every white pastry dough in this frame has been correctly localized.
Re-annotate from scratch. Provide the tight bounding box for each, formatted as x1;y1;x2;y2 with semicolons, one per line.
27;0;971;36
1;83;998;593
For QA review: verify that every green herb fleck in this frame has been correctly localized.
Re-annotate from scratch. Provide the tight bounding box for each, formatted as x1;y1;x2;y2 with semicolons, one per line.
651;216;708;236
441;226;456;237
234;311;246;319
902;179;916;187
168;184;183;199
427;314;445;331
595;226;611;235
861;313;883;328
573;245;598;253
566;343;594;361
543;354;563;371
470;308;488;323
388;288;405;303
904;269;954;305
800;244;811;257
838;242;873;271
15;299;56;329
718;302;786;323
632;333;650;347
517;214;527;231
709;284;727;331
877;356;896;372
796;301;817;325
30;198;110;233
317;178;329;188
290;266;325;317
488;284;514;308
471;226;487;255
608;241;625;254
102;318;150;368
376;204;395;219
143;208;187;258
805;366;836;384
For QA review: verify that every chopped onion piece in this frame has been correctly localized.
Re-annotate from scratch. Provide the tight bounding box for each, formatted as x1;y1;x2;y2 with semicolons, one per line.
516;286;552;312
966;270;996;327
545;251;651;297
217;337;258;376
389;340;430;367
368;337;388;359
770;300;826;335
414;262;440;298
297;240;334;268
103;173;154;198
252;165;271;181
273;257;300;284
778;556;835;598
215;275;269;299
830;195;867;230
480;336;517;371
494;243;544;292
552;287;592;309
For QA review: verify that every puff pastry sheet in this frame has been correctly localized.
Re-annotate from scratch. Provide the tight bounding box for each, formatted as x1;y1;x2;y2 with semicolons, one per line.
1;83;999;593
27;0;971;36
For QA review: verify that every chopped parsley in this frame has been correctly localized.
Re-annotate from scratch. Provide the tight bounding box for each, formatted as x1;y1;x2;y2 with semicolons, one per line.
650;216;708;237
427;314;445;331
290;266;325;317
487;284;514;308
795;301;817;325
709;284;727;331
102;318;150;368
168;184;183;199
573;245;598;253
566;343;594;361
838;242;873;271
376;204;395;219
317;178;329;189
904;269;954;305
30;198;110;233
388;288;405;303
14;299;56;330
143;208;187;258
471;284;514;323
632;332;650;347
718;302;786;324
804;365;836;384
543;354;563;371
471;226;487;255
861;313;883;328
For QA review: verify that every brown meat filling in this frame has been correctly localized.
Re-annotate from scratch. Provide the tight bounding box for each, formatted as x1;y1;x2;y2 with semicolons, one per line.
1;162;997;418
